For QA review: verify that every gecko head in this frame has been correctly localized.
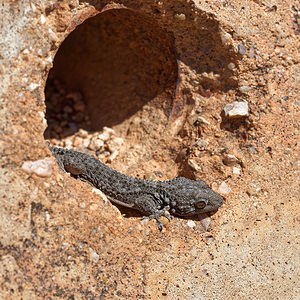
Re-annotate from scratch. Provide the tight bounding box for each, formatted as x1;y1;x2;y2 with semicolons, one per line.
170;178;223;216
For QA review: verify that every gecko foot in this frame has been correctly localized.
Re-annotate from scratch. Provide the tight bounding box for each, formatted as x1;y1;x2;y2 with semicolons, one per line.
142;209;172;231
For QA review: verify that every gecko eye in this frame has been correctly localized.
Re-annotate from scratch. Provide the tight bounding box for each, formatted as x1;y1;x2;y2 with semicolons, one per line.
195;200;207;209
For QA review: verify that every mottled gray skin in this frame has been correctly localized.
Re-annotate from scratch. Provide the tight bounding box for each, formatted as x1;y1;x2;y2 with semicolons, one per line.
48;144;223;230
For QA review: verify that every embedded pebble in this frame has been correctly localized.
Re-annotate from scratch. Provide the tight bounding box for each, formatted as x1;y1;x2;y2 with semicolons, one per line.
73;136;83;147
64;138;73;148
46;55;53;64
144;173;156;181
220;31;232;45
107;150;119;163
91;188;109;203
102;127;115;138
238;43;246;55
233;167;241;175
79;202;86;209
223;101;249;118
89;248;100;263
106;137;124;153
186;220;196;228
40;14;46;24
196;139;209;149
82;138;90;148
198;116;210;125
248;47;255;58
253;202;262;208
188;159;202;172
88;138;104;151
174;13;186;21
191;80;199;86
227;62;236;70
200;216;211;231
22;157;53;177
218;182;231;195
246;186;262;197
239;85;250;93
77;128;88;138
45;211;50;222
223;154;239;166
98;130;113;141
48;28;58;42
89;203;99;211
27;82;40;91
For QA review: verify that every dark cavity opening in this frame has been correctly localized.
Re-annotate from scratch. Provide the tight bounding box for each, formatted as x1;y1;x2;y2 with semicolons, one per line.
44;8;178;139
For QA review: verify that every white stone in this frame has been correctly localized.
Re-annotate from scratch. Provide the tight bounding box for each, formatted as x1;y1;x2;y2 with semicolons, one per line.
107;150;119;163
77;129;88;138
239;85;250;93
228;62;236;70
107;137;124;153
198;116;210;125
92;188;108;203
46;56;53;64
73;136;83;147
64;139;73;148
82;138;90;148
223;101;249;118
22;157;53;177
48;28;58;42
88;138;104;151
27;82;40;91
89;248;100;263
188;159;202;172
200;216;211;231
103;126;115;135
186;220;196;228
45;211;50;222
233;167;241;175
98;127;114;141
218;182;231;195
40;14;46;24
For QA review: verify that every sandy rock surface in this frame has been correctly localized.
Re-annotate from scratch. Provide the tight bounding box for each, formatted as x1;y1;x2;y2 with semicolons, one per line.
0;0;299;298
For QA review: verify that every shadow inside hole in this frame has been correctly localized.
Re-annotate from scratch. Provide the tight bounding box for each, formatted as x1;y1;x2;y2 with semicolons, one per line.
44;8;178;139
79;1;242;94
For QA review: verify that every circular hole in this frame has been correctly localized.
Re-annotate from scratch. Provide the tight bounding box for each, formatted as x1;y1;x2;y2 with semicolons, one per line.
44;8;178;140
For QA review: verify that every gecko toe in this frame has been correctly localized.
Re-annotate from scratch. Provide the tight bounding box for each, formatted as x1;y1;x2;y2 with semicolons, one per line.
142;209;172;230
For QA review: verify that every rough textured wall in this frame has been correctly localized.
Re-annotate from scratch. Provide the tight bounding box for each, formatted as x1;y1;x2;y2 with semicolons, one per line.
0;0;299;299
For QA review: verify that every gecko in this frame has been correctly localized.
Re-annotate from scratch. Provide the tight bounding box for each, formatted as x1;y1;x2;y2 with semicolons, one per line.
48;144;223;230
